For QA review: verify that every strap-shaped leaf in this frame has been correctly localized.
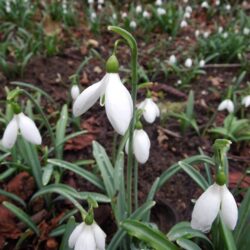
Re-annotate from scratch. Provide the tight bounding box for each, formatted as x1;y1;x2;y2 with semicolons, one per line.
48;159;104;191
107;201;155;250
0;189;26;207
122;220;179;250
178;161;209;190
93;141;115;198
3;201;39;235
176;238;201;250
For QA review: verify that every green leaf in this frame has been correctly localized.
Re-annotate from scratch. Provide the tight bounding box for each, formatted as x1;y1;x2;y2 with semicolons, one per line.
107;201;155;250
114;151;124;191
122;220;179;250
55;105;68;159
10;81;55;103
3;201;39;235
176;238;201;250
59;216;76;250
234;188;250;249
48;159;104;191
17;138;43;189
31;184;86;215
92;141;115;198
167;221;213;246
0;189;26;207
178;161;209;190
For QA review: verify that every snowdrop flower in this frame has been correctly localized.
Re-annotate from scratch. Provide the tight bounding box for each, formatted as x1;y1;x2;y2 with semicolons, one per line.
125;129;151;164
98;0;104;4
157;7;166;16
90;12;96;20
5;1;11;13
112;13;117;20
215;0;220;6
199;60;205;67
195;30;200;37
1;112;42;149
73;55;133;135
136;5;142;14
142;10;150;19
185;6;192;13
203;31;210;38
218;99;234;113
225;4;231;11
71;85;80;101
242;96;250;108
184;58;192;68
243;27;250;35
169;55;177;65
69;222;106;250
121;12;127;19
88;0;94;4
201;1;209;9
180;20;188;28
218;26;223;33
138;98;160;123
155;0;162;6
184;12;191;19
191;183;238;232
222;32;228;39
130;21;137;29
183;0;188;3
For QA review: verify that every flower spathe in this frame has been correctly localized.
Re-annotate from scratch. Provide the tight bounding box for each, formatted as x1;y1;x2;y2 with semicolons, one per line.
218;99;234;113
191;183;238;233
68;222;106;250
73;73;133;135
71;85;80;101
138;98;160;124
1;112;42;149
125;129;151;164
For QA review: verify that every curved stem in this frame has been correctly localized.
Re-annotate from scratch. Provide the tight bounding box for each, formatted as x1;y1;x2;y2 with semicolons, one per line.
108;26;138;215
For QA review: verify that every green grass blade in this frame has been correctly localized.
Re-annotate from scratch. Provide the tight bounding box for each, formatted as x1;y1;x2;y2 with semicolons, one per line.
0;189;26;207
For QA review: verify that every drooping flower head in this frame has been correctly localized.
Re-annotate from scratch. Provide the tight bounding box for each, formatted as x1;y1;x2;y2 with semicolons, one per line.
125;122;151;164
138;96;160;124
242;95;250;108
73;55;133;135
191;183;238;232
1;106;42;149
69;222;106;250
71;85;80;101
218;99;234;113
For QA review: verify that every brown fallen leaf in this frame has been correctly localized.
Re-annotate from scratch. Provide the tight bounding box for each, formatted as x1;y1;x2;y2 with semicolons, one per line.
64;134;96;151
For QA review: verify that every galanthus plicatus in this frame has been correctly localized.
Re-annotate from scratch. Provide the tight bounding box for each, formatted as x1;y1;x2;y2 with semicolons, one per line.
191;183;238;232
73;55;133;135
1;112;42;149
138;97;160;124
69;222;106;250
242;95;250;107
218;99;234;113
126;127;151;164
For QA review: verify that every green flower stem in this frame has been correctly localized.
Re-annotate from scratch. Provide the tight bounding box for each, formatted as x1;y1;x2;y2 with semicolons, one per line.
134;160;138;210
108;26;138;215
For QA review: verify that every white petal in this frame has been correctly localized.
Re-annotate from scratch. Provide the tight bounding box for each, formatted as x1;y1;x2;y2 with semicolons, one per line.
68;223;85;248
142;98;160;123
125;139;129;155
242;96;250;108
133;129;151;164
191;183;221;232
92;223;106;250
105;73;133;135
18;113;42;145
218;99;234;113
220;185;238;230
75;225;96;250
73;76;106;117
1;116;18;149
71;85;80;100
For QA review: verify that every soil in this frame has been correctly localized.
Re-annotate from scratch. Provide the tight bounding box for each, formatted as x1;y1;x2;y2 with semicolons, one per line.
1;10;250;250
